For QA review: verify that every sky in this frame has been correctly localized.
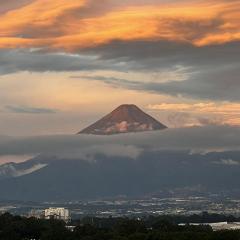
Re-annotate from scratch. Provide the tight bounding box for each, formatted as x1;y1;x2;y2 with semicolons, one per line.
0;0;240;137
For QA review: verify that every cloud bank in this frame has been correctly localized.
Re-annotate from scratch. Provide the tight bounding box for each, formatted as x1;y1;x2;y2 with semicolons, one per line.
0;126;239;164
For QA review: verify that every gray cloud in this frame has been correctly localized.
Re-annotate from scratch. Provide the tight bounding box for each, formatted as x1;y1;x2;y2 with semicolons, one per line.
1;40;239;75
74;65;240;101
145;66;240;101
85;40;240;70
0;49;127;75
0;126;239;163
86;41;240;101
5;105;57;114
0;0;34;14
76;40;240;101
0;40;240;102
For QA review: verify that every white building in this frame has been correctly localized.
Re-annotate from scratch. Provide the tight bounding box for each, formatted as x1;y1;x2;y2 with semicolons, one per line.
179;222;240;231
44;208;70;222
28;209;44;219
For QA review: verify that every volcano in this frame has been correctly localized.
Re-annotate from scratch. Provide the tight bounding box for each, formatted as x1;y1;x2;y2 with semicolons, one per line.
78;104;167;135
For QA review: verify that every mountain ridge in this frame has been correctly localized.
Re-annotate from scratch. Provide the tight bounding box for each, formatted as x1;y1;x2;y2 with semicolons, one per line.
79;104;167;135
1;151;240;201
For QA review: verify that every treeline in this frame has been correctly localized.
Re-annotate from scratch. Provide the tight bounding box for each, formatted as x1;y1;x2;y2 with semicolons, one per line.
77;212;240;227
1;213;240;240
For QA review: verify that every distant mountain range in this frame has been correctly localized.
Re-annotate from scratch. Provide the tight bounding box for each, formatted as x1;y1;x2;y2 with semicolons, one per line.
0;151;240;201
79;104;167;135
0;105;239;202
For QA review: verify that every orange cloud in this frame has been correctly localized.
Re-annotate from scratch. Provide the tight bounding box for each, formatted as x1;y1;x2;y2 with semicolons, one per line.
148;102;240;126
148;102;240;114
0;0;239;51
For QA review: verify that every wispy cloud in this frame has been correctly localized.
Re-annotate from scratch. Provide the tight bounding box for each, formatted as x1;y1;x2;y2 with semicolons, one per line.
148;102;240;127
0;49;126;75
148;102;240;115
5;105;57;114
0;0;239;50
214;159;240;166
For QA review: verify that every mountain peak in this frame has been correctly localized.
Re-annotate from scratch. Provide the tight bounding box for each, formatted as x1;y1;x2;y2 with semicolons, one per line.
78;104;167;135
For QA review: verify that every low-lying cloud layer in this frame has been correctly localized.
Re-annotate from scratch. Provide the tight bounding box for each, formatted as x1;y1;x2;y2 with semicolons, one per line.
0;126;239;164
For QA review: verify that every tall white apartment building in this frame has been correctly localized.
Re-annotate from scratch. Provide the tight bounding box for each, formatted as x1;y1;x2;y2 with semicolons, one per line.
44;208;70;222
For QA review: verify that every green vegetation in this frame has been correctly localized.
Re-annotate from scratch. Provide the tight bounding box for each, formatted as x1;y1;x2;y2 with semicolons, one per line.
1;213;240;240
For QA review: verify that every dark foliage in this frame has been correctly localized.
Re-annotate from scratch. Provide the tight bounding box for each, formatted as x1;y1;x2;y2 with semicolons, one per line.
1;213;240;240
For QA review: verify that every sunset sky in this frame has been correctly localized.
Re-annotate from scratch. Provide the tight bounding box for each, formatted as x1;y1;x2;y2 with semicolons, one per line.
0;0;240;136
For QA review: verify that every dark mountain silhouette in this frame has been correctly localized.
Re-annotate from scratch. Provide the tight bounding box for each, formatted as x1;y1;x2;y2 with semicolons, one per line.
1;151;240;201
79;104;167;135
